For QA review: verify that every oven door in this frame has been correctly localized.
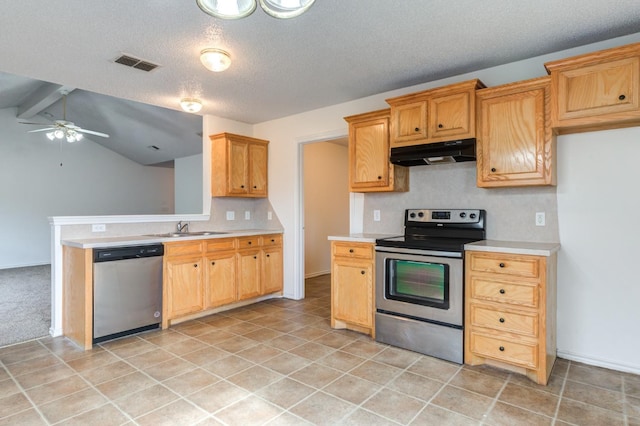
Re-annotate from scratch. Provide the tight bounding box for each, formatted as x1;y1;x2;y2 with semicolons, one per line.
375;247;463;327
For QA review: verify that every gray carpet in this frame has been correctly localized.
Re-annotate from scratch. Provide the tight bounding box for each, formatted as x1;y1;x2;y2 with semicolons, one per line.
0;264;51;347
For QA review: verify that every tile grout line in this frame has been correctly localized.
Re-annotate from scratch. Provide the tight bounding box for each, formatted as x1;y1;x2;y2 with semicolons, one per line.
550;359;570;426
478;372;511;425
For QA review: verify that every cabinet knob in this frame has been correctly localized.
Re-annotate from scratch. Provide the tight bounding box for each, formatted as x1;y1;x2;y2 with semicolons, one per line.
499;317;505;323
211;261;215;265
253;256;257;259
248;241;252;245
619;94;626;101
499;263;505;268
377;176;382;180
438;123;443;128
499;288;506;294
499;346;505;352
491;167;497;173
241;185;245;188
194;264;198;268
266;254;270;257
271;239;275;242
414;127;420;132
349;249;354;253
253;185;257;189
361;270;365;275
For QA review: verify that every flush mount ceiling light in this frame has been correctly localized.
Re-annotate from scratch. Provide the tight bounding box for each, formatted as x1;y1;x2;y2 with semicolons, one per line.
180;98;203;113
196;0;315;19
200;48;232;72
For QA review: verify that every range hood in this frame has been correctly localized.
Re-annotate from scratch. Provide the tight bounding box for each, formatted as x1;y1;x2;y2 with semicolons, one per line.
390;138;476;166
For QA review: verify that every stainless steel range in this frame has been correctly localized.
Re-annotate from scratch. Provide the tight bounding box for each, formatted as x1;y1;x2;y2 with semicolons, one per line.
375;208;486;364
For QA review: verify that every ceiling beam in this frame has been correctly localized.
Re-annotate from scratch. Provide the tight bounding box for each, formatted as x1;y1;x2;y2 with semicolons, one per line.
16;84;76;119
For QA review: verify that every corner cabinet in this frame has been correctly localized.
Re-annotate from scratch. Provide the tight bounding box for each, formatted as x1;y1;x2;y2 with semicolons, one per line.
476;76;556;187
464;246;558;385
386;79;485;147
545;42;640;133
344;109;408;193
211;132;269;198
330;241;375;337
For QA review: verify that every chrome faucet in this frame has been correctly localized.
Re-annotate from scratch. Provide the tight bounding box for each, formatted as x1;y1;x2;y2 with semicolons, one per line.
176;221;189;233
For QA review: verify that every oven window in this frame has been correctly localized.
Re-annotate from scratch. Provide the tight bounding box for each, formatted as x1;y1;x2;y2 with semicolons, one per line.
386;259;449;309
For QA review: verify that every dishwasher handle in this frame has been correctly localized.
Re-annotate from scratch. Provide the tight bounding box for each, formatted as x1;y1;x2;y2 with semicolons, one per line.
94;244;164;263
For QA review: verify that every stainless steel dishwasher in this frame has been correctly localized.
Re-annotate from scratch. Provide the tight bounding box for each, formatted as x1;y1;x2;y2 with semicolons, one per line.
93;244;164;344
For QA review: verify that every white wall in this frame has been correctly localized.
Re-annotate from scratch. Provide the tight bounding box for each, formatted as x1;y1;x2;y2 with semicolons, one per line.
175;154;203;214
556;127;640;373
0;107;175;268
303;141;350;277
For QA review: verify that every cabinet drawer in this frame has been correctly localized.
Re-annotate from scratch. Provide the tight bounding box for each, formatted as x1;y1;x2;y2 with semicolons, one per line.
469;277;538;308
333;242;373;259
470;332;538;369
261;234;282;246
470;304;538;337
237;236;260;249
468;252;541;278
205;238;236;252
164;241;203;257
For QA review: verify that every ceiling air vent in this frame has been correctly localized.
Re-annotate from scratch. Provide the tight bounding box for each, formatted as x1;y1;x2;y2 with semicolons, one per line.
114;54;159;72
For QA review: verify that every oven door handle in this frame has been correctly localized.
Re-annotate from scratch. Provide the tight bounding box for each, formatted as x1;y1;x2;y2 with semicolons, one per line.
375;246;462;259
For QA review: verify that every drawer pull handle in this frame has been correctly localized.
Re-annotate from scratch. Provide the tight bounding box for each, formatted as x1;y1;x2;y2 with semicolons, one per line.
499;263;505;268
619;94;626;101
271;239;275;242
499;317;505;323
499;289;505;294
248;241;252;245
349;249;354;253
499;346;505;352
361;270;365;275
491;167;497;172
414;127;420;132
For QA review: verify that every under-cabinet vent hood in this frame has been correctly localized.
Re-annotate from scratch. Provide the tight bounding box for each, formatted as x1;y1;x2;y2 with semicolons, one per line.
389;138;476;166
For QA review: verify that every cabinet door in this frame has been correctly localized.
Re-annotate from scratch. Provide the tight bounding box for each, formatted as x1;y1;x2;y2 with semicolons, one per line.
555;56;639;122
429;91;472;141
228;139;249;195
262;246;283;295
237;249;261;300
205;252;237;308
166;256;203;319
249;142;268;196
332;259;373;328
350;116;390;189
477;79;554;187
390;101;427;145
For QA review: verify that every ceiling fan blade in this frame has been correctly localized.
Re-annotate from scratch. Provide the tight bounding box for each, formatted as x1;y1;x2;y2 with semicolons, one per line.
19;121;52;125
76;128;110;138
27;127;56;133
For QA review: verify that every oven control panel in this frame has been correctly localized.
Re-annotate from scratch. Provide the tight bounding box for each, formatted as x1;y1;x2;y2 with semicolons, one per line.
406;209;483;224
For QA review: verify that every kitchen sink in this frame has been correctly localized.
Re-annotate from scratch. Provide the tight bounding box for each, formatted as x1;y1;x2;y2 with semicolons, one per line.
146;231;228;238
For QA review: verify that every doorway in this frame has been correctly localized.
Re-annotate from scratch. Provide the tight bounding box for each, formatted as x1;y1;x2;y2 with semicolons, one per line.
301;138;350;298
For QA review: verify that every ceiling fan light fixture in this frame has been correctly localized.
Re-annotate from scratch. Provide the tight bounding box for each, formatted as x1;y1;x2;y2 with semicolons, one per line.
46;132;55;141
200;48;232;72
54;129;64;139
196;0;257;19
180;98;203;113
259;0;314;18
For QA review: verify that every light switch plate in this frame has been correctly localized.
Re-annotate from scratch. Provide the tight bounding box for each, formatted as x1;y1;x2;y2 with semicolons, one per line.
268;211;273;220
226;211;235;221
245;211;251;220
535;212;545;226
92;224;106;232
373;210;381;222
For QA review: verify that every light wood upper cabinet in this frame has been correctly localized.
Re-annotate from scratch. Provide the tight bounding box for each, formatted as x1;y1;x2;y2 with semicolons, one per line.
330;241;375;337
386;79;485;147
344;109;408;193
545;42;640;133
211;132;269;198
476;77;556;187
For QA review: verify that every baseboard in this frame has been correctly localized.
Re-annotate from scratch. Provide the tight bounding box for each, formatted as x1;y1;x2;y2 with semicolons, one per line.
557;349;640;375
0;262;50;270
305;270;330;279
50;327;63;338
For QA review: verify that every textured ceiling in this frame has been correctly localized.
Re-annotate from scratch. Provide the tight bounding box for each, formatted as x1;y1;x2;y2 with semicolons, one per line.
1;1;640;162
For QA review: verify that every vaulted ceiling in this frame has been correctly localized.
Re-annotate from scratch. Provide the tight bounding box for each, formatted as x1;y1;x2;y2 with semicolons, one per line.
1;1;639;164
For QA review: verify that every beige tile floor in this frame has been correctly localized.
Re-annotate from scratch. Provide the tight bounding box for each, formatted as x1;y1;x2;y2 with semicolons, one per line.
1;274;638;425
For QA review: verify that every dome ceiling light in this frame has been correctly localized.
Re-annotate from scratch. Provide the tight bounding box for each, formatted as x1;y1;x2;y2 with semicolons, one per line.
196;0;315;19
200;48;232;72
180;98;203;113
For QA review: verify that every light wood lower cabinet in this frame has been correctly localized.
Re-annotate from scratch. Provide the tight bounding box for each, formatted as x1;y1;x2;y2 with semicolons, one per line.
464;249;557;385
165;254;204;319
330;241;375;337
205;251;236;308
238;248;262;300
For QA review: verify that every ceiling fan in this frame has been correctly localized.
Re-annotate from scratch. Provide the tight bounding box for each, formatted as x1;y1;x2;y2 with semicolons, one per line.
19;91;109;142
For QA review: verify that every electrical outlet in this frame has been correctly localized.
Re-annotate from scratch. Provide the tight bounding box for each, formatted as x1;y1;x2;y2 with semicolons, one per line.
268;211;273;220
92;224;106;232
535;212;546;227
226;211;235;221
245;211;251;220
373;210;381;222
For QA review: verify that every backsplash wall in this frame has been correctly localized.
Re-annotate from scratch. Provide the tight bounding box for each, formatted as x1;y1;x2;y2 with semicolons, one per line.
363;162;559;243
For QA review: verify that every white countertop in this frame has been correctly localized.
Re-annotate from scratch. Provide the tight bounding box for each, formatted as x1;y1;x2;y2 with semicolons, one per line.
327;233;399;243
465;240;560;257
63;229;284;249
